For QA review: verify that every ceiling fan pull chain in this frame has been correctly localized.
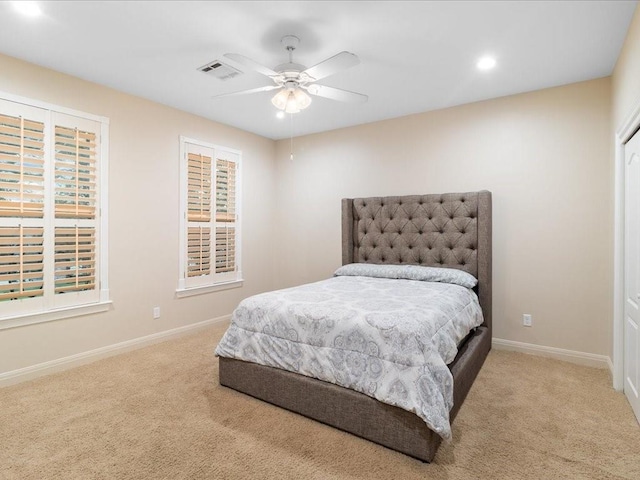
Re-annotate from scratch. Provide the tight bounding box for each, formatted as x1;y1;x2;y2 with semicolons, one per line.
290;113;294;161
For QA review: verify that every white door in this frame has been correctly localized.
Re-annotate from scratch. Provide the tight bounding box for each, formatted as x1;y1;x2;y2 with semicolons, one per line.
625;128;640;423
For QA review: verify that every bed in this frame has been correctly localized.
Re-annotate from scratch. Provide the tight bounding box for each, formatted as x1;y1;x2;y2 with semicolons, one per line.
216;191;492;462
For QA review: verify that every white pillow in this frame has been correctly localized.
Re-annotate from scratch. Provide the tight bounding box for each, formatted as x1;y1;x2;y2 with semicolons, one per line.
334;263;477;289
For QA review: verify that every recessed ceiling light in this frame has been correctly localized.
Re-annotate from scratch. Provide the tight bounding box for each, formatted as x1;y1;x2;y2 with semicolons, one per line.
276;111;285;119
13;1;42;17
477;56;497;71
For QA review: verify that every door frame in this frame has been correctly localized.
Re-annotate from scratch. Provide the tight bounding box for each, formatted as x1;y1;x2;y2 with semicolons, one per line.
614;97;640;391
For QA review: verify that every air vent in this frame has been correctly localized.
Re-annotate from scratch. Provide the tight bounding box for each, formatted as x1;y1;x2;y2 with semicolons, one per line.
197;60;242;81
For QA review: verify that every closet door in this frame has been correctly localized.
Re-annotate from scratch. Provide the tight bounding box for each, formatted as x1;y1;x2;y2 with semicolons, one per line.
625;128;640;423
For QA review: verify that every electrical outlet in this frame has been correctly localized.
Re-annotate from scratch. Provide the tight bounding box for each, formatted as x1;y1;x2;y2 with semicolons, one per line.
523;314;532;327
153;307;160;319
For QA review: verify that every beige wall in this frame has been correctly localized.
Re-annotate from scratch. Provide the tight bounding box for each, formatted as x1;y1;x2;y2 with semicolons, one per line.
274;78;613;356
613;5;640;129
0;53;277;374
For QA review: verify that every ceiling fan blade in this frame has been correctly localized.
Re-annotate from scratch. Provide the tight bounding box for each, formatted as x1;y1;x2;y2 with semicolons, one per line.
212;85;280;100
302;51;360;81
305;84;368;103
223;53;279;78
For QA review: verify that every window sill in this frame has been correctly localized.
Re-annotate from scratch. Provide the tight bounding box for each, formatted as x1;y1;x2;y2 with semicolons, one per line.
175;279;244;298
0;300;113;331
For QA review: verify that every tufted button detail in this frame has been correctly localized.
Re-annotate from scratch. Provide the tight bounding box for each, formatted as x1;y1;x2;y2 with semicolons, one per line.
461;229;466;234
419;230;423;234
408;245;413;250
439;229;444;234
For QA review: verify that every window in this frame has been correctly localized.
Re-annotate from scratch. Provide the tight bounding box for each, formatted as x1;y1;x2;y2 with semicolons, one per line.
0;94;109;328
177;137;241;296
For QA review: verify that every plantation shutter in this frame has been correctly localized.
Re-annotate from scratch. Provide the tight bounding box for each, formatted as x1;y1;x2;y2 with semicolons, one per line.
0;113;45;217
215;158;236;274
0;102;47;309
215;225;235;273
0;97;107;323
186;152;212;278
54;226;96;294
187;226;211;277
0;226;44;300
215;158;235;222
180;139;240;290
187;153;211;222
54;126;97;219
53;119;99;297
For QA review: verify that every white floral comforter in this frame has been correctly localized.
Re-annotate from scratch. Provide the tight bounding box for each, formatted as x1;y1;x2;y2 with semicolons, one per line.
215;274;483;440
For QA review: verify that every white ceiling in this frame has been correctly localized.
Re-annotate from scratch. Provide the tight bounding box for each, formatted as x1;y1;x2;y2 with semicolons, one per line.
0;1;636;140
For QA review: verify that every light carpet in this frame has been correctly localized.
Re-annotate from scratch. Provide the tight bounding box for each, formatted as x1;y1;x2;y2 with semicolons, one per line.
1;322;639;479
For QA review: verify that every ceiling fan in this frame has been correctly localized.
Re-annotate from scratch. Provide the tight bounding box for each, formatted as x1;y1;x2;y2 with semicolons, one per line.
212;35;368;113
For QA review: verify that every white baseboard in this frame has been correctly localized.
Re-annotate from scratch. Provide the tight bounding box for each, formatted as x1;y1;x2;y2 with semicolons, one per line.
492;338;612;372
0;315;231;388
2;324;614;388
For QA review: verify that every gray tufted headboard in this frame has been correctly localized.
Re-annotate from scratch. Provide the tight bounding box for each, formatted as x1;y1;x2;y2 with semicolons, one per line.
341;191;492;332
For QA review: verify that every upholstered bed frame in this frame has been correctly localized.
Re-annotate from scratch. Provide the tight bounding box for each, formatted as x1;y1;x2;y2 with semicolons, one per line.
219;191;492;462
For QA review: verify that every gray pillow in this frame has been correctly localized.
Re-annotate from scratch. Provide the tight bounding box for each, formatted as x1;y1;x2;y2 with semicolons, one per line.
334;263;477;289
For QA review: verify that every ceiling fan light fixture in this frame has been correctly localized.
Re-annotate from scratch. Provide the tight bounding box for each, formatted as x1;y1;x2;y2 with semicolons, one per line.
271;89;290;110
293;89;312;110
284;92;301;114
271;88;311;113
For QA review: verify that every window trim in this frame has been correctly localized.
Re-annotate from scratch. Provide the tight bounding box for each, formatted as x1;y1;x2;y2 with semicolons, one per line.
177;136;242;296
175;279;243;298
0;90;109;329
0;300;112;331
